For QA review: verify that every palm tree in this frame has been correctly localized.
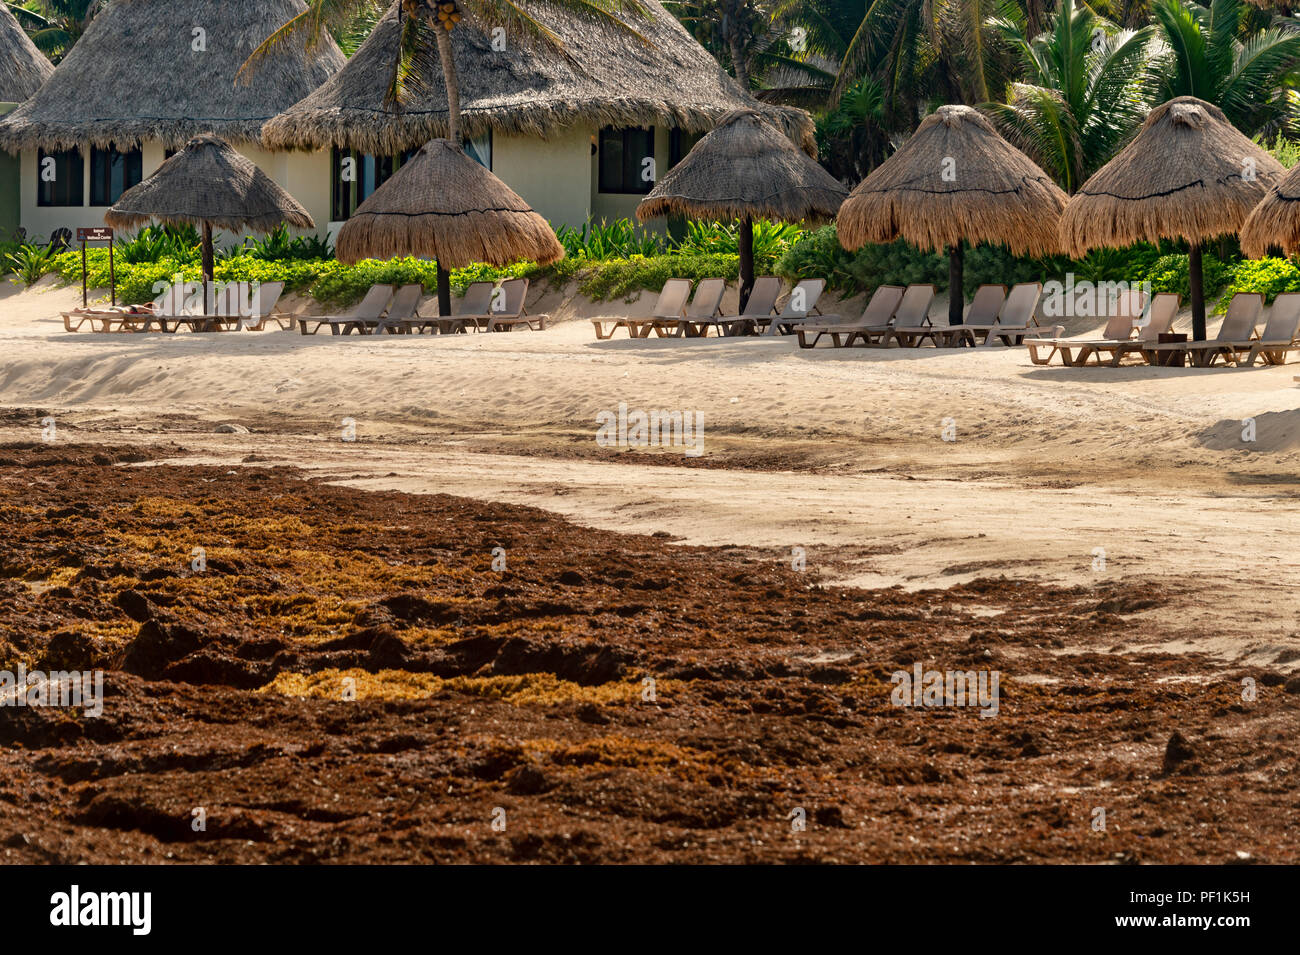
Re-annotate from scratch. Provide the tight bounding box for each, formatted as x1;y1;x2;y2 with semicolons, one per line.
1149;0;1300;136
984;5;1153;192
774;0;1024;115
246;0;646;146
6;0;105;62
667;0;776;90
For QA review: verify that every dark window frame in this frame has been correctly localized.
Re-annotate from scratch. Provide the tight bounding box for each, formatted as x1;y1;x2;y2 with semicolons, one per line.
331;145;430;221
36;148;84;208
598;126;656;195
89;144;143;207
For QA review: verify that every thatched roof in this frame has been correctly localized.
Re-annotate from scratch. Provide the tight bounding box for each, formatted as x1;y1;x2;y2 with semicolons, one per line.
837;104;1067;256
263;0;815;155
0;0;343;152
1240;162;1300;257
1060;96;1283;257
335;138;563;268
105;134;314;233
636;109;846;224
0;4;52;103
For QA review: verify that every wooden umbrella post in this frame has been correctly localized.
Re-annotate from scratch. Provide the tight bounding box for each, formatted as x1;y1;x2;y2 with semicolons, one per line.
948;242;964;325
738;215;754;312
1188;241;1206;341
436;261;451;318
201;222;214;316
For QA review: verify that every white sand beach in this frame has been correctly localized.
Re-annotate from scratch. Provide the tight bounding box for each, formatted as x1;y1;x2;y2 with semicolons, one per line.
3;277;1299;667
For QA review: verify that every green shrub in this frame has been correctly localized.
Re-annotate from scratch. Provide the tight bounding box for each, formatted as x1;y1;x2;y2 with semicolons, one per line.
775;225;858;289
578;253;742;300
1143;253;1234;301
6;243;60;287
555;219;664;259
1217;257;1300;311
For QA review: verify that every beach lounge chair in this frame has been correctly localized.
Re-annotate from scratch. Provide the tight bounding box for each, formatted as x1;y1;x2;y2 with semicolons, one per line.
240;282;291;331
429;281;496;334
1083;293;1181;366
761;279;827;336
688;276;783;337
298;284;395;336
935;283;1045;346
1025;289;1147;365
1143;293;1263;367
591;278;691;339
891;284;1005;348
62;302;157;333
480;278;548;332
660;278;726;337
366;284;425;334
1240;292;1300;366
795;284;905;348
132;282;210;332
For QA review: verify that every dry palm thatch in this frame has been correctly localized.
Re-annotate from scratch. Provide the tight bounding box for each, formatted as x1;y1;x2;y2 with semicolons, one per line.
1235;163;1300;259
1060;96;1283;339
335;138;563;269
837;104;1067;323
636;109;846;223
0;3;52;104
637;108;846;305
0;0;343;153
104;134;314;235
106;133;314;311
262;0;815;156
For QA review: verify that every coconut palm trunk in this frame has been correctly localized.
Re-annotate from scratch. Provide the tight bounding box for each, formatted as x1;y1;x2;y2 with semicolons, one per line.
423;2;463;317
727;28;748;91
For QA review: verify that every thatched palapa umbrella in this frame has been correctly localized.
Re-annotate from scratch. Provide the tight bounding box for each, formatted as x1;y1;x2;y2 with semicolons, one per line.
635;109;846;309
0;3;52;104
1239;162;1300;259
838;105;1067;325
105;134;314;314
336;138;563;314
1060;96;1282;341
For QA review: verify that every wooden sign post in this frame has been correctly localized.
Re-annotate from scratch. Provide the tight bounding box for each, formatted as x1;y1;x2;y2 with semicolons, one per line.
76;227;115;307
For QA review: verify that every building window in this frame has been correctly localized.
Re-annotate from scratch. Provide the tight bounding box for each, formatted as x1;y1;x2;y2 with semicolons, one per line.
331;148;408;220
36;148;84;207
464;131;491;170
669;128;701;169
89;145;143;206
599;127;655;194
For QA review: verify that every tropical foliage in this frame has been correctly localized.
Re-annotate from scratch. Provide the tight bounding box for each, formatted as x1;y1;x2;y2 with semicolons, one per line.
718;0;1300;189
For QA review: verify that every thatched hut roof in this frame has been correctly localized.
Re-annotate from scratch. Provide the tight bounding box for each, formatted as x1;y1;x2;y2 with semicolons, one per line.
0;4;52;103
636;109;846;224
1240;162;1300;258
263;0;815;155
837;104;1067;256
105;134;313;233
0;0;343;152
1059;96;1282;257
335;138;563;268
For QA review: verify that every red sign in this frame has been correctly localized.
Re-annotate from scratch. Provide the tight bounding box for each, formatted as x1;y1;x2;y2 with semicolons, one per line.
77;227;113;242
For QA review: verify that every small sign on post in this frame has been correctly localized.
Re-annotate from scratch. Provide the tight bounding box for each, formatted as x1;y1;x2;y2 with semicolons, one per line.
76;227;115;308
